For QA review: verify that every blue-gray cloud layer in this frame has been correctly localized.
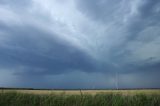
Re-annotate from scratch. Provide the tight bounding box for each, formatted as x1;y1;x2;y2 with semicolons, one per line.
0;0;160;89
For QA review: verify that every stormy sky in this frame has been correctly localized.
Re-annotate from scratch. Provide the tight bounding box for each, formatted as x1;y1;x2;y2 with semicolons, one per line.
0;0;160;89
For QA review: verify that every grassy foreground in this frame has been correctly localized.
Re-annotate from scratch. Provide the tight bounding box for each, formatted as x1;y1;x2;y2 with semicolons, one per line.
0;91;160;106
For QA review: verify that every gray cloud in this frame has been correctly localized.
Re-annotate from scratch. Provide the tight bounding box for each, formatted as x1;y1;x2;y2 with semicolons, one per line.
0;0;160;89
0;23;97;76
76;0;126;23
0;0;31;8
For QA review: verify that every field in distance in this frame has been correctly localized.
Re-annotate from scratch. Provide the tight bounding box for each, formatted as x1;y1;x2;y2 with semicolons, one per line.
1;89;160;95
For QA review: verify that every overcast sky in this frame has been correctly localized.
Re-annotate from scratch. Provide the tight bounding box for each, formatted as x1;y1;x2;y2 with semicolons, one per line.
0;0;160;89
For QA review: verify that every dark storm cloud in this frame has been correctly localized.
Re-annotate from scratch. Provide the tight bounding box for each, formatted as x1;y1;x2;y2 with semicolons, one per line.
0;0;160;88
126;0;160;41
75;0;160;78
0;23;96;75
76;0;160;41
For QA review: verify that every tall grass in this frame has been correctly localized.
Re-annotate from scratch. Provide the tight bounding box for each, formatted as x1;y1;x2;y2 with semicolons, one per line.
0;92;160;106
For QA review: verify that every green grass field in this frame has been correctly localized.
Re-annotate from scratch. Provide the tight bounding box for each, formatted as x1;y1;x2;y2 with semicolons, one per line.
0;89;160;106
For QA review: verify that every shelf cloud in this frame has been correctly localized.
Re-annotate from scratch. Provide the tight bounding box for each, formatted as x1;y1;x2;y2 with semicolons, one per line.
0;0;160;89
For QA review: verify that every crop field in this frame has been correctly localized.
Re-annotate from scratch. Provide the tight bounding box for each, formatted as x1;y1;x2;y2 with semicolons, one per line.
0;89;160;106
